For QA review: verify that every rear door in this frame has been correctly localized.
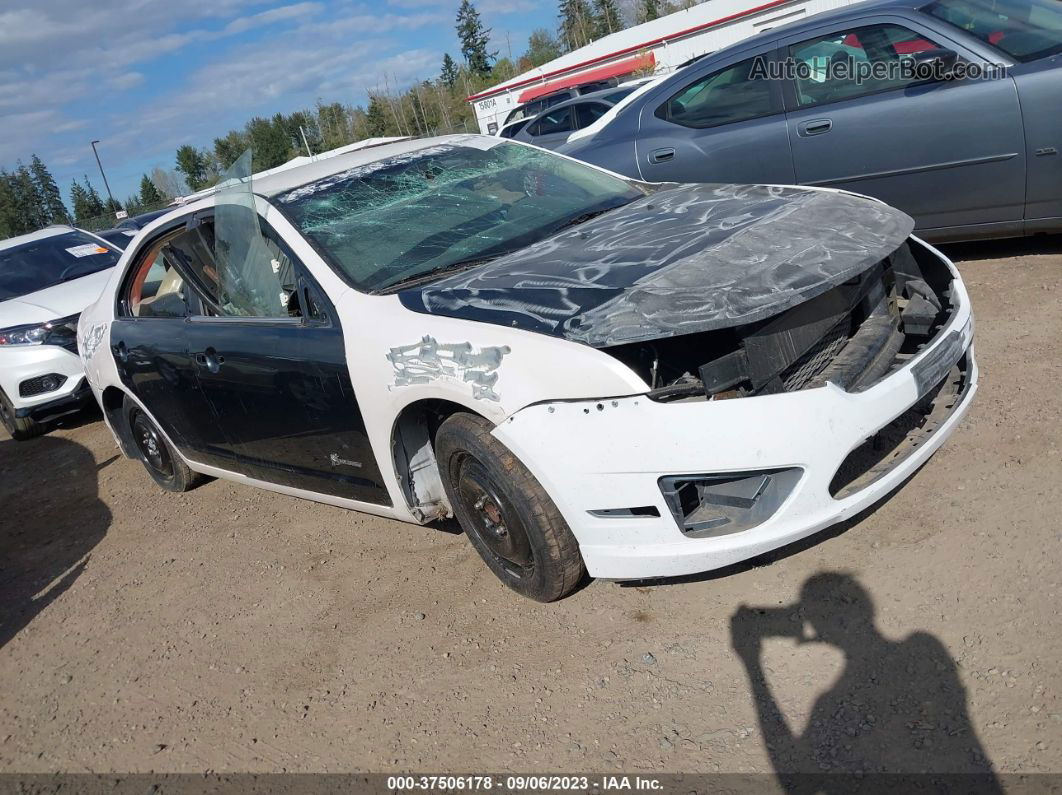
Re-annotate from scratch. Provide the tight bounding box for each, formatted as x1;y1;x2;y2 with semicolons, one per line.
635;49;795;185
780;16;1026;233
111;223;236;469
522;105;577;150
177;205;389;505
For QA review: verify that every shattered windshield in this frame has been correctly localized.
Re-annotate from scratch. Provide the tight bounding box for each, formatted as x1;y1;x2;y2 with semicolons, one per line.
0;232;121;301
274;139;642;293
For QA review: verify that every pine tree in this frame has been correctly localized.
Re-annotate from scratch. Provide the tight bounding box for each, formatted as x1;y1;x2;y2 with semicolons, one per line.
69;179;94;227
175;144;209;191
82;176;106;218
139;174;163;206
0;172;21;238
593;0;624;37
13;165;45;232
440;53;459;88
456;0;495;78
365;96;392;137
246;116;291;170
29;154;70;225
559;0;596;51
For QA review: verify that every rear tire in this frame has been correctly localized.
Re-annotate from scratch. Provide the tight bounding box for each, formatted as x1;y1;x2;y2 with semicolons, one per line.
435;412;586;602
0;389;45;441
123;395;205;492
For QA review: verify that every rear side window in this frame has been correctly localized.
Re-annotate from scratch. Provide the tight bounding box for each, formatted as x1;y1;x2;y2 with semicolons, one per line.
789;24;945;107
529;106;574;136
576;102;611;128
657;57;775;129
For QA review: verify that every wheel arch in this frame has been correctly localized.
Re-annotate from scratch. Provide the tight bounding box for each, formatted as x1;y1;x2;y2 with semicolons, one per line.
100;385;139;458
389;397;491;522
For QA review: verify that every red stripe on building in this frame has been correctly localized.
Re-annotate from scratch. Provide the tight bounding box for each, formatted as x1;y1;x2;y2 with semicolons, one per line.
516;52;656;103
466;0;792;102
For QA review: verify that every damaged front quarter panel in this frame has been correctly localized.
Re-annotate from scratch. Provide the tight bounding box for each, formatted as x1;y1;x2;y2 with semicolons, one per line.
385;335;511;401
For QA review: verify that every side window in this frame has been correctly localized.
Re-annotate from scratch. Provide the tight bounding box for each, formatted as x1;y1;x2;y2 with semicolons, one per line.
576;102;610;128
657;57;775;129
125;243;189;319
789;24;945;108
529;106;574;137
179;216;302;320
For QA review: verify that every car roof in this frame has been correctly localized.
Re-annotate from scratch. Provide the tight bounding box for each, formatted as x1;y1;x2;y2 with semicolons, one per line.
522;87;630;121
0;225;78;251
249;135;509;198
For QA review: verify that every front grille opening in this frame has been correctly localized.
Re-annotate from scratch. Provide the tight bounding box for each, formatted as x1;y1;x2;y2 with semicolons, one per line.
602;239;957;402
19;373;67;398
829;354;970;500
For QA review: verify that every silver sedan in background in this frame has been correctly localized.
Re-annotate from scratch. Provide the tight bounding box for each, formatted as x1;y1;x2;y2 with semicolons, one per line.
558;0;1062;242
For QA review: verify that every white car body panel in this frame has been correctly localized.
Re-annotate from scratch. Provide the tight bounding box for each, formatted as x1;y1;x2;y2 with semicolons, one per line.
77;137;975;583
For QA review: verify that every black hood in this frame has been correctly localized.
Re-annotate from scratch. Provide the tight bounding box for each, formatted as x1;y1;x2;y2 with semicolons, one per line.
398;183;915;347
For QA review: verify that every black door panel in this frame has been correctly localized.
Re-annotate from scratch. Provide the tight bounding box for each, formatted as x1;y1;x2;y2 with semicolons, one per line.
188;318;390;505
111;317;237;469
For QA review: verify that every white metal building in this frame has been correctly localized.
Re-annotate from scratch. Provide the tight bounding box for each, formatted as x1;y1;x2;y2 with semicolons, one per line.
467;0;865;133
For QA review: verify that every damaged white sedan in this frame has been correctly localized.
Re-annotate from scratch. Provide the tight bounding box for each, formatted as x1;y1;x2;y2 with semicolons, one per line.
78;135;975;601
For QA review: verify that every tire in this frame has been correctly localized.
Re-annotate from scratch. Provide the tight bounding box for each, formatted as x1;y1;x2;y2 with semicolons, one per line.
435;412;586;602
123;395;205;492
0;389;45;441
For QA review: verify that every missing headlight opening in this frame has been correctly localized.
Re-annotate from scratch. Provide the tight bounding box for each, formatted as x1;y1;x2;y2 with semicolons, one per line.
603;240;955;402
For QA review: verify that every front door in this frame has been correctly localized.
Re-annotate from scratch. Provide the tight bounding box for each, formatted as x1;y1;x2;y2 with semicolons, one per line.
636;51;796;185
175;210;389;505
781;19;1026;233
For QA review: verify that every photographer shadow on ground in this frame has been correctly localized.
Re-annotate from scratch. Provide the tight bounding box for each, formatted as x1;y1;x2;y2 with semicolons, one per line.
730;572;1001;793
0;433;112;649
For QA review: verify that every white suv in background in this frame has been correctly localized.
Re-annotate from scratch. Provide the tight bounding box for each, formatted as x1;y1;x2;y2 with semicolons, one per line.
0;226;122;440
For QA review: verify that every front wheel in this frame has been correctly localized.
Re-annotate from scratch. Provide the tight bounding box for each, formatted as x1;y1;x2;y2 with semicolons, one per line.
124;396;205;492
0;389;45;441
435;412;586;602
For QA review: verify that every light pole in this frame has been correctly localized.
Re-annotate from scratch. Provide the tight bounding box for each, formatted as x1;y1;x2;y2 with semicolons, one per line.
89;140;116;210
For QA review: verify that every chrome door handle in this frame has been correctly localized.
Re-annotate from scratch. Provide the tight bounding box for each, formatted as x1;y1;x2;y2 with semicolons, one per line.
799;119;833;137
648;147;676;164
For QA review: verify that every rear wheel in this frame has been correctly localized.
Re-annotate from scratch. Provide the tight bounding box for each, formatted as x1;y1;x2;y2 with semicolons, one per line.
0;389;45;441
435;412;585;602
124;396;204;492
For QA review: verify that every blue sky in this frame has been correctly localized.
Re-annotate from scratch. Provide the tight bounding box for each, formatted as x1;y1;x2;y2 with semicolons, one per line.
0;0;552;204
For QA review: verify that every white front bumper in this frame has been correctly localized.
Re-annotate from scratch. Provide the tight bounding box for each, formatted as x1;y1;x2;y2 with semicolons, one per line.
0;344;87;413
493;288;975;580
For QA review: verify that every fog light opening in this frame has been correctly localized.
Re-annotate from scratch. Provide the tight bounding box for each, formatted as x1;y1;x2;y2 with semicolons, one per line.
659;468;802;538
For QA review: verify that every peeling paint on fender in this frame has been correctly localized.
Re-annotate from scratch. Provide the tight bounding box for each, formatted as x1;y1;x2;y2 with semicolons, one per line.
386;335;511;401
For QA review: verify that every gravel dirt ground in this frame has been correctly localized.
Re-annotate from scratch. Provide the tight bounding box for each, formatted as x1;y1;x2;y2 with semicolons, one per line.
0;237;1060;777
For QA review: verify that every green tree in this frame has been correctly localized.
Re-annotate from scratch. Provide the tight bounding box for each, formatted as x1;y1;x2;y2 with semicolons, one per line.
12;165;45;232
526;29;562;66
559;0;595;50
29;154;69;225
69;179;93;226
139;174;163;206
0;172;22;238
440;53;459;88
82;176;107;218
125;194;144;217
638;0;664;22
175;144;210;191
246;116;291;170
213;130;250;171
365;95;393;137
456;0;495;77
593;0;624;37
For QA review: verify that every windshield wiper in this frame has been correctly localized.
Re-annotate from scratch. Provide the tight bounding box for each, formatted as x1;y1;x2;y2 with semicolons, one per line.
376;254;507;293
551;204;624;234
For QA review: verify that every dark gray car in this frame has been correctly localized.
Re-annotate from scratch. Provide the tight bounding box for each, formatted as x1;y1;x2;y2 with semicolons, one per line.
558;0;1062;242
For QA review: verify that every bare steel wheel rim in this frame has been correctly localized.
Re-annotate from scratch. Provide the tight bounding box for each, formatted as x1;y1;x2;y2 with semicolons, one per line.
131;411;173;478
454;454;534;579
